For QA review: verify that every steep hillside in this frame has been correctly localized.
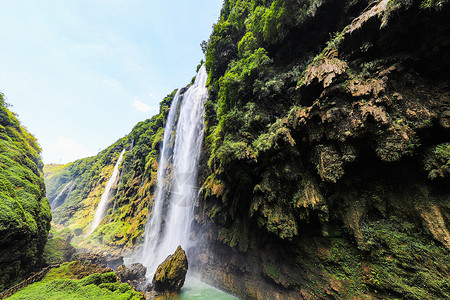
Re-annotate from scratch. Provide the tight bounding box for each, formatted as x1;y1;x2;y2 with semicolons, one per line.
0;93;51;290
45;90;179;254
193;0;450;298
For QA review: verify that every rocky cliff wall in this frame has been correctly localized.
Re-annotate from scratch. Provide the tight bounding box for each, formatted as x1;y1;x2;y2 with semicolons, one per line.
195;0;450;298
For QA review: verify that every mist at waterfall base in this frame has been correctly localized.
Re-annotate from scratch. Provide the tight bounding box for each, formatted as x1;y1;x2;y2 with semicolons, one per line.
88;148;126;235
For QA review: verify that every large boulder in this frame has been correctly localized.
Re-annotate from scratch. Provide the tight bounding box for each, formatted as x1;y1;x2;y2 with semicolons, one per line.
152;246;188;292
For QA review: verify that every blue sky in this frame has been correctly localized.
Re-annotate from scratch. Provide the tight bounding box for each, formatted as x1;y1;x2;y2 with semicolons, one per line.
0;0;223;164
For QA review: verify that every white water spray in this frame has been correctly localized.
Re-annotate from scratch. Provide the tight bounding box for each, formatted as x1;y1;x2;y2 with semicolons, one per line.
141;65;208;274
88;149;126;235
141;89;181;265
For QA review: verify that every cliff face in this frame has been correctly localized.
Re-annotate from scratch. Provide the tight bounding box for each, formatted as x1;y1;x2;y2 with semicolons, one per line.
45;91;177;254
195;0;450;298
0;94;51;290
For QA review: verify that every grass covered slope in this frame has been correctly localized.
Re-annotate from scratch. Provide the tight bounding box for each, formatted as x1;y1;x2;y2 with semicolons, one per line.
0;93;51;290
196;0;450;298
6;262;144;300
45;90;178;253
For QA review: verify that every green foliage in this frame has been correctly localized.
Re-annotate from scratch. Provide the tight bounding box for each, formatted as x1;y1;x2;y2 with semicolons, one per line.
0;92;51;289
360;217;450;299
205;20;240;84
237;32;258;57
424;143;450;179
207;48;273;170
6;268;143;300
43;235;75;264
420;0;449;9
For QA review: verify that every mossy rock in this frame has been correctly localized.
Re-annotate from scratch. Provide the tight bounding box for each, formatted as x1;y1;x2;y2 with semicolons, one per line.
42;237;76;264
0;94;51;290
152;246;188;292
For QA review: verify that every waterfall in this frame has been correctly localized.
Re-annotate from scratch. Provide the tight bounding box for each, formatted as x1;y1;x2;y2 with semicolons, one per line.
141;65;208;274
88;149;126;235
50;180;74;210
140;89;181;268
111;141;134;218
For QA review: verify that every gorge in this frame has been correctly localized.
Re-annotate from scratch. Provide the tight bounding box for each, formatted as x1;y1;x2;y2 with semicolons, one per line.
1;0;449;299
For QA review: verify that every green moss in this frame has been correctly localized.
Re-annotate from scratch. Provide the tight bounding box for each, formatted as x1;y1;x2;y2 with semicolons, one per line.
5;263;143;299
0;93;51;289
6;272;143;300
420;0;449;9
424;143;450;179
42;236;75;264
264;262;280;280
360;217;450;299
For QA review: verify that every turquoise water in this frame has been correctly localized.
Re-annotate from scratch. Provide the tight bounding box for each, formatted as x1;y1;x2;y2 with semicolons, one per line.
180;278;238;299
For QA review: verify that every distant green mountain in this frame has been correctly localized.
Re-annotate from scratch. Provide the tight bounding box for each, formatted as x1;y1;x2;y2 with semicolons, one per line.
0;93;51;290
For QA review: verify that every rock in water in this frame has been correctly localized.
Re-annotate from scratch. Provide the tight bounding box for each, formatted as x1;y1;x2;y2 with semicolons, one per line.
152;246;188;292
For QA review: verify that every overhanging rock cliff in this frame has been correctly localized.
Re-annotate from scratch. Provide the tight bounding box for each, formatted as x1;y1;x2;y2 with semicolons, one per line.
195;0;450;298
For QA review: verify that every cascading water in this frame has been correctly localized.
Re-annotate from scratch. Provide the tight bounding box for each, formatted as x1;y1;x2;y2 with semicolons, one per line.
88;148;126;235
141;89;181;266
141;65;208;274
111;141;133;217
50;180;74;210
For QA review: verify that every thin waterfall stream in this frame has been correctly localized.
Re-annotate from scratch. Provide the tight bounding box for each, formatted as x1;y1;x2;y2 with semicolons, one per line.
50;180;74;210
88;148;126;235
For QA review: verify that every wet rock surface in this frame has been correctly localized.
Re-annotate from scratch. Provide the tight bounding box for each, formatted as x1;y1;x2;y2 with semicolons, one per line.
152;246;188;292
116;263;147;291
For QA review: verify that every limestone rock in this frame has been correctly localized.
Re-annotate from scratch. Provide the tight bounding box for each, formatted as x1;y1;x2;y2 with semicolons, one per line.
152;246;188;292
116;263;147;291
72;251;124;269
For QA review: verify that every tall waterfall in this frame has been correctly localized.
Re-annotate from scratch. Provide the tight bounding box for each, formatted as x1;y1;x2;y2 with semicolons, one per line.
88;149;126;235
141;65;208;273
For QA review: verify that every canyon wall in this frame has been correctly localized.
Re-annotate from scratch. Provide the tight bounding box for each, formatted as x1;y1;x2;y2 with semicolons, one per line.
0;93;51;290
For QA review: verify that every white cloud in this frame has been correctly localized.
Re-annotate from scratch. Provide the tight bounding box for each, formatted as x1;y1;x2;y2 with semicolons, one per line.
148;92;154;97
133;99;157;112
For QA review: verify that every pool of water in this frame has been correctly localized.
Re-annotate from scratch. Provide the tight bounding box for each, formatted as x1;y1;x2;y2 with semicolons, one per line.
180;277;239;300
